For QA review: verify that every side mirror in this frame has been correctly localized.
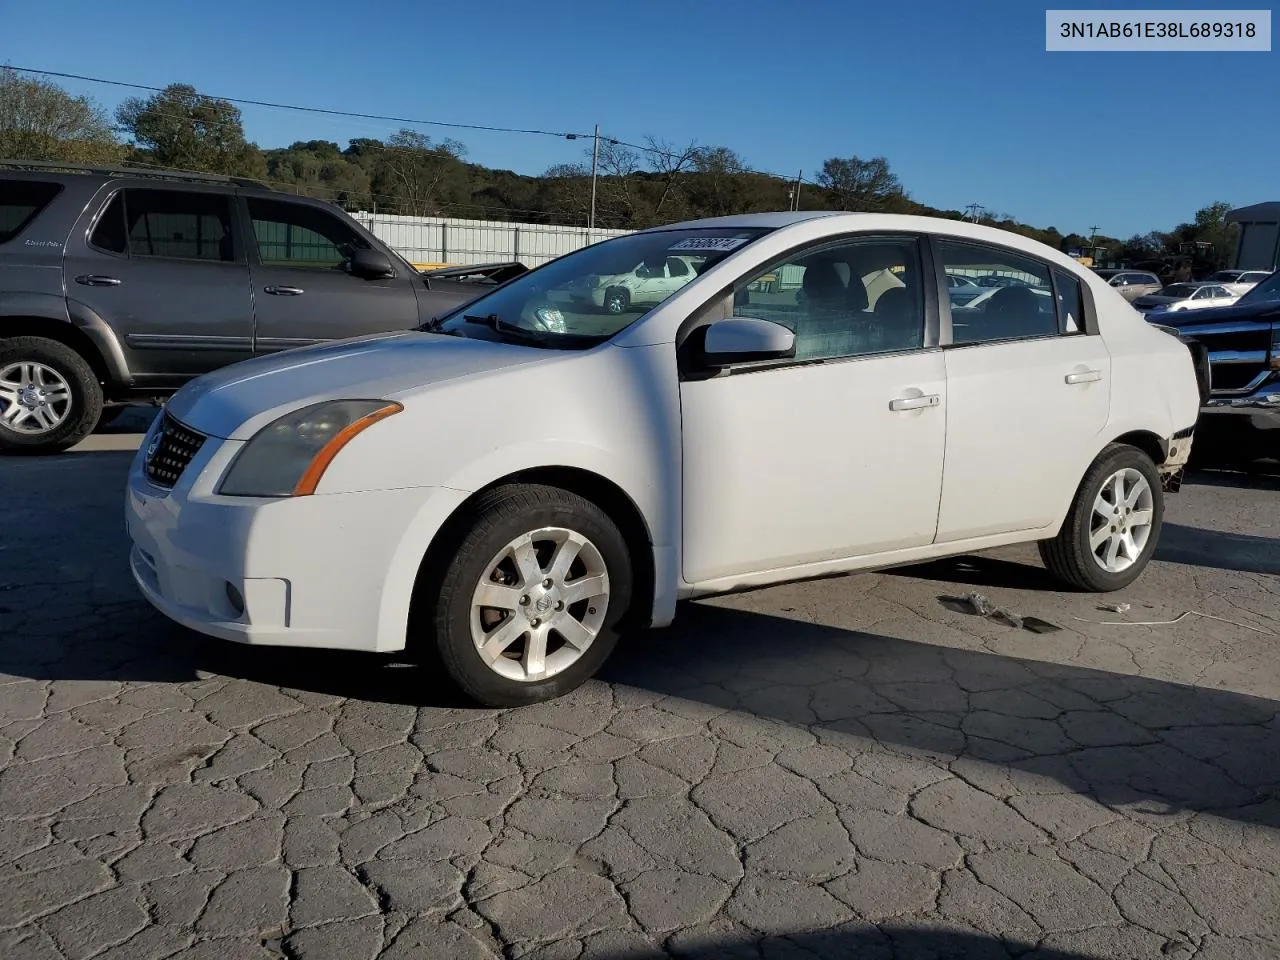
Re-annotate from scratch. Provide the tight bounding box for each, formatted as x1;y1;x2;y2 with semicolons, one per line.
347;247;395;279
701;317;795;366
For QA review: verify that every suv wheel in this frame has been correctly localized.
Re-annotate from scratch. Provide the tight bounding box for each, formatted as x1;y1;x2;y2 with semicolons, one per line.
0;337;104;455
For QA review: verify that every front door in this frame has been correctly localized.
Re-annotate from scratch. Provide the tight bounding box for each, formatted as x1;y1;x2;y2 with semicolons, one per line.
244;197;420;354
933;237;1112;541
680;234;947;584
63;186;254;383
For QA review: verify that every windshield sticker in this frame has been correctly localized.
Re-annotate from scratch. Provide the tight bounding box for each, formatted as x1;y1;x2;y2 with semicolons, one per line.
668;237;750;252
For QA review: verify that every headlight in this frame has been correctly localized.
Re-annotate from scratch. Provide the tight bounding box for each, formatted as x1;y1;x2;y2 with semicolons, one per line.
218;399;402;498
532;307;567;333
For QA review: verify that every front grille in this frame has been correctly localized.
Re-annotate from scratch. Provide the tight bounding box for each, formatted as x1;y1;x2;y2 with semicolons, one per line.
1209;364;1266;392
145;413;206;488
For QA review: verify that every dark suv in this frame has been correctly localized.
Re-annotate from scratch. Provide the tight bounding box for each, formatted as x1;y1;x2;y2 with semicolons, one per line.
0;162;524;453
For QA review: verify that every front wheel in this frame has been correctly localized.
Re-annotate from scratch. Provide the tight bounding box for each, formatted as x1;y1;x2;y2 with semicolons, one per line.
1039;443;1165;592
424;484;634;707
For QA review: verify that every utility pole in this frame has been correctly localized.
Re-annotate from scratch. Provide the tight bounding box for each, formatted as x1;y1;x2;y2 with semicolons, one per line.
589;124;600;232
1088;224;1099;244
788;170;803;211
964;202;983;222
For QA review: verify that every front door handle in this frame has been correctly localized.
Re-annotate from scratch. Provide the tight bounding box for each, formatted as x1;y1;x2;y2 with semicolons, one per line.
889;394;941;412
75;275;121;286
264;285;304;296
1065;369;1103;384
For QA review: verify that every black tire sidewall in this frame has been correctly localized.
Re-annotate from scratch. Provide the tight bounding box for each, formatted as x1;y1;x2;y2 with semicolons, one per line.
0;338;103;454
1067;446;1165;591
433;487;634;707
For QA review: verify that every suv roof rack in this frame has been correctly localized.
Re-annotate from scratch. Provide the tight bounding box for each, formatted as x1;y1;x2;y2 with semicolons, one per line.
0;158;271;190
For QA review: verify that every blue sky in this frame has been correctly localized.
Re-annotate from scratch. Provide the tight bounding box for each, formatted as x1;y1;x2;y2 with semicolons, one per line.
4;0;1274;237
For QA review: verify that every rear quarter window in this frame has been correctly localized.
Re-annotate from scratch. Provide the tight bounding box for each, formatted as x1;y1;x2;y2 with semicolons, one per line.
0;179;64;245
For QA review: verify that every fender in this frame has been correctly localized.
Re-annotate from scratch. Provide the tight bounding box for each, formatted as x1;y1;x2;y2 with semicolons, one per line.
0;290;71;324
65;297;132;384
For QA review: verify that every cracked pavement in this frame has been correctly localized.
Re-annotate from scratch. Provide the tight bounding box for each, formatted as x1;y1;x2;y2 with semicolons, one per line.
1;413;1278;959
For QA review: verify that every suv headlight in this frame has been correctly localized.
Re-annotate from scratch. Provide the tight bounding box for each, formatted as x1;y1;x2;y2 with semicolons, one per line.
218;400;402;498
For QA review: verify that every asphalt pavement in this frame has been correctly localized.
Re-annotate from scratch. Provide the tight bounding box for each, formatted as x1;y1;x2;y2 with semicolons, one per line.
0;410;1277;959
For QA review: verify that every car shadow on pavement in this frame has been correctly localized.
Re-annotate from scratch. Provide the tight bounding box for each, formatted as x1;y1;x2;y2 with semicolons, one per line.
599;600;1280;832
600;925;1104;959
1157;522;1280;576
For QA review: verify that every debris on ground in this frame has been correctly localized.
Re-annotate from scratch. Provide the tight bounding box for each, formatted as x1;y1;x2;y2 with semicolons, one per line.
1100;602;1132;614
1072;609;1274;635
939;593;1065;634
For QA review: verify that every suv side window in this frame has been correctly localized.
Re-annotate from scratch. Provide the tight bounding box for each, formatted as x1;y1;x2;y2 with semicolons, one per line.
113;189;235;262
733;235;926;362
937;239;1057;344
0;180;63;244
247;198;369;269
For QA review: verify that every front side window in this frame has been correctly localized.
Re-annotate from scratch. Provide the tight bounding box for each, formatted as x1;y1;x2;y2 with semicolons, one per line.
433;226;773;346
248;198;369;269
122;189;234;262
937;240;1057;343
0;179;63;245
733;235;926;361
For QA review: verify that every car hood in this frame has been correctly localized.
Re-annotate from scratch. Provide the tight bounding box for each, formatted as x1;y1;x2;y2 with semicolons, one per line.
1146;300;1278;329
166;332;549;440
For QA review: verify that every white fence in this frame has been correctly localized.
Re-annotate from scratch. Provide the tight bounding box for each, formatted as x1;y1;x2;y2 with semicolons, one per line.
350;212;632;268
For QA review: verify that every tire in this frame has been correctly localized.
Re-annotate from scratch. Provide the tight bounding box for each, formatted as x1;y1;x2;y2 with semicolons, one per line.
0;337;103;455
603;287;630;315
424;483;634;707
1039;443;1165;592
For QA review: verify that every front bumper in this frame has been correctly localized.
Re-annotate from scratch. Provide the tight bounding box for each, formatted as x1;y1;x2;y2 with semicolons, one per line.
125;429;466;653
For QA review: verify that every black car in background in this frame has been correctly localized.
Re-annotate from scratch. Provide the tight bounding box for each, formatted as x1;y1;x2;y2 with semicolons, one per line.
1146;270;1279;465
0;162;525;453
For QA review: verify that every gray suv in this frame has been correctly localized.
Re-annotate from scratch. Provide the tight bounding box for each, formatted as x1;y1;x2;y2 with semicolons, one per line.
0;162;524;453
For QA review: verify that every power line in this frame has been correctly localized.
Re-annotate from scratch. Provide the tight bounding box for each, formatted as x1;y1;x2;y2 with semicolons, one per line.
5;65;593;141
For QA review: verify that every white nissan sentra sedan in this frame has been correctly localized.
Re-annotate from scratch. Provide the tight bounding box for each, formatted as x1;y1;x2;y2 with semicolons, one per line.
126;212;1202;706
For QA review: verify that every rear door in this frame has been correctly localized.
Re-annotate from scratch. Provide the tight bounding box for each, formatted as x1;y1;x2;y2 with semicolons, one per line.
933;236;1111;541
243;196;420;354
62;185;254;383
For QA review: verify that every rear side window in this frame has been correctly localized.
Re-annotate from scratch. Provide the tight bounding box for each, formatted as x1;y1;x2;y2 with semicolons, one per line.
0;179;63;245
1052;268;1085;334
90;189;235;262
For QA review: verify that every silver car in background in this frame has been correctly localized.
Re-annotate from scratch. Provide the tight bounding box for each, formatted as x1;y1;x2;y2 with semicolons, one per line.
1093;269;1163;302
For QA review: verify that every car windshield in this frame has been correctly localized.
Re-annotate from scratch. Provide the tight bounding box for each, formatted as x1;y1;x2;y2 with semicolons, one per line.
1160;284;1196;298
1237;271;1280;304
1210;271;1240;282
432;226;774;346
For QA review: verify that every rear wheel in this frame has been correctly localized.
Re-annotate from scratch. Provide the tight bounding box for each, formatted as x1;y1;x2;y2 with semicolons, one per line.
423;484;633;707
603;287;630;314
1039;444;1164;592
0;337;103;455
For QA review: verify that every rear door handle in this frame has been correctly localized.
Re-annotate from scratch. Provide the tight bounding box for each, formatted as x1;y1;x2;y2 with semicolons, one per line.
889;394;941;411
264;285;304;296
1065;369;1103;384
75;275;121;286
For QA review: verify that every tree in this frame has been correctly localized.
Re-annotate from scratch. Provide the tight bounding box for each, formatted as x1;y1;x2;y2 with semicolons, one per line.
375;129;466;216
115;83;265;177
688;146;751;217
816;156;904;211
1191;201;1237;268
0;68;121;163
643;135;699;222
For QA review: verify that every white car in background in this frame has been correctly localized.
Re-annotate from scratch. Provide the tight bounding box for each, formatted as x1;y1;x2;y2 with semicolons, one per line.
563;253;704;314
1207;269;1273;297
126;211;1203;707
1132;281;1240;315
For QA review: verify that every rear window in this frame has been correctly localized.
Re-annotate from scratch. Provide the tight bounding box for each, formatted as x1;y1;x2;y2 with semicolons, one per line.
0;179;63;245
